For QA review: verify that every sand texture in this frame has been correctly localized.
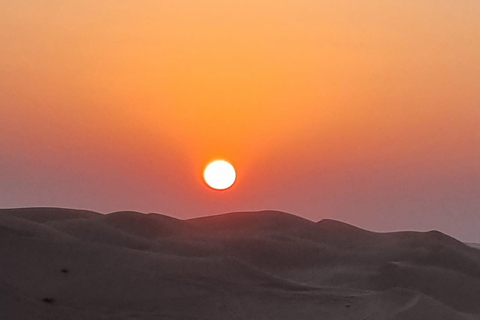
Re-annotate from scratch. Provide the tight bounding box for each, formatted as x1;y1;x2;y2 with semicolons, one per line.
1;208;479;319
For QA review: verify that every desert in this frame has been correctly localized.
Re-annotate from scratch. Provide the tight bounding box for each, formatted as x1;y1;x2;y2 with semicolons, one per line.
1;207;479;320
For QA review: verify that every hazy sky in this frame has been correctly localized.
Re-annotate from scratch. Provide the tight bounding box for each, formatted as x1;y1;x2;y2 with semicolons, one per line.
1;1;479;241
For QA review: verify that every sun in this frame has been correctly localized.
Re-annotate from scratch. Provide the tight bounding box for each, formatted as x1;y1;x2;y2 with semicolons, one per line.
203;160;236;190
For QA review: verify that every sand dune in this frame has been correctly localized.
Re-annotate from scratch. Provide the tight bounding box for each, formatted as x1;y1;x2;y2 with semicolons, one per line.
1;208;479;319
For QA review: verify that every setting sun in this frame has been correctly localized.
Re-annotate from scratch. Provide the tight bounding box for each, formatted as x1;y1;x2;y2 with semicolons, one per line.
203;160;236;190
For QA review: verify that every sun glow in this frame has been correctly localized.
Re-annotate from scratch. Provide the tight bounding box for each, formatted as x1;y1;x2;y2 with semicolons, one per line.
203;160;236;190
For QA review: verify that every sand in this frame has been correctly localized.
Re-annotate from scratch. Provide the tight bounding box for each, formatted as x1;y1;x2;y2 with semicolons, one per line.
1;208;479;319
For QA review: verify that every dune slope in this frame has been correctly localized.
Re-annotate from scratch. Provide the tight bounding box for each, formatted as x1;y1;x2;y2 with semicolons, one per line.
1;208;479;320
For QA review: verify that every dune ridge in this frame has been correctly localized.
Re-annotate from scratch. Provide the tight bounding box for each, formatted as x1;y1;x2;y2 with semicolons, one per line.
1;207;479;319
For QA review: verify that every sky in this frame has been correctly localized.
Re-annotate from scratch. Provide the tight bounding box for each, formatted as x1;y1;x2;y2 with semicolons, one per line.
1;0;479;241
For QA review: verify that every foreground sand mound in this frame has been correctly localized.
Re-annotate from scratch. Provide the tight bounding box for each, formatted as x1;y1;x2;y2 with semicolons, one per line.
1;208;479;320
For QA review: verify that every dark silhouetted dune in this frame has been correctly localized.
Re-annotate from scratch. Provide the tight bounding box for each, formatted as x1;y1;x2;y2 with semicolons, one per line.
1;208;479;320
2;207;101;223
99;211;192;239
189;210;316;234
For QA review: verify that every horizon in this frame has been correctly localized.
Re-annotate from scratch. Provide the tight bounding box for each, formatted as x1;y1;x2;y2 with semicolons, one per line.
1;206;478;244
1;1;479;242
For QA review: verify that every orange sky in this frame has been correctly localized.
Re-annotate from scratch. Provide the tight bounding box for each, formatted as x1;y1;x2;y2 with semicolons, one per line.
1;1;479;240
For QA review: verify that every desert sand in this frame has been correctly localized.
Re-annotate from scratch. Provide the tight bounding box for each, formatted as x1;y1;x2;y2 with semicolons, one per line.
1;207;479;320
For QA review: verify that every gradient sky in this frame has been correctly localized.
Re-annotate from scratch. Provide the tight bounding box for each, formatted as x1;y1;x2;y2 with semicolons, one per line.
1;1;479;241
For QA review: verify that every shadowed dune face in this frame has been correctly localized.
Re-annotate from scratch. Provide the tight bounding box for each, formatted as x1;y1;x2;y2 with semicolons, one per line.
1;207;101;223
1;208;480;320
188;210;316;234
98;211;192;238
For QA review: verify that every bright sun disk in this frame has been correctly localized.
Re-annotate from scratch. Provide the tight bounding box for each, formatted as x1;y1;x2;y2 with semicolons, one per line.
203;160;236;190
